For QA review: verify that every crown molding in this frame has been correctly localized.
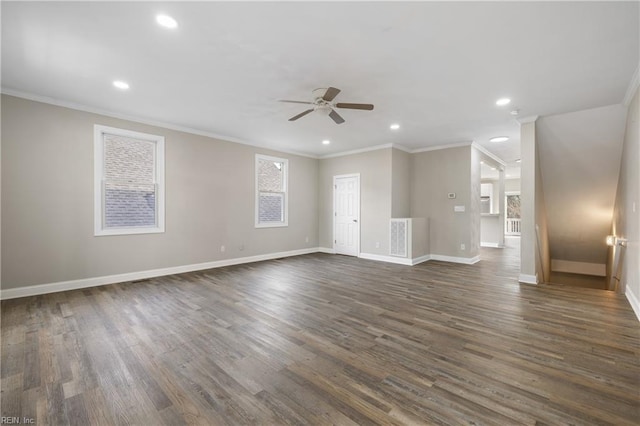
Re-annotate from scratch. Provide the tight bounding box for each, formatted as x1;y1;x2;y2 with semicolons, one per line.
319;143;397;159
471;142;507;167
2;88;510;165
391;143;413;153
410;141;473;154
1;88;319;159
516;115;539;125
623;63;639;107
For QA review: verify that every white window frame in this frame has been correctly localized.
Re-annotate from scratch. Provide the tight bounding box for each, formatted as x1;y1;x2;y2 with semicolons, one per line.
94;125;165;236
255;154;288;228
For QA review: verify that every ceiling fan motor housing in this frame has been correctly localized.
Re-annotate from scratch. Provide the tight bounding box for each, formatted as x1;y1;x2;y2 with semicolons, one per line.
314;105;332;115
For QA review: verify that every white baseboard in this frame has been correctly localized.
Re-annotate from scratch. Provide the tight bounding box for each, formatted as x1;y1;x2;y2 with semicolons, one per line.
318;247;336;254
0;247;320;300
625;286;640;322
551;259;606;277
359;252;413;266
430;254;481;265
359;253;434;266
480;242;502;248
519;273;538;284
411;254;432;266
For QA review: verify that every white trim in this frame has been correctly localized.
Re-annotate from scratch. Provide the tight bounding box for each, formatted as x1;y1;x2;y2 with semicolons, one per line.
550;259;606;277
411;254;432;266
0;248;319;300
623;63;639;107
391;144;413;153
430;254;481;264
359;252;432;266
410;141;472;154
360;252;413;265
480;242;501;248
516;116;539;125
255;154;288;228
625;286;640;322
320;143;395;159
2;89;318;159
318;247;336;254
519;273;538;284
94;125;165;236
1;90;512;162
471;142;507;167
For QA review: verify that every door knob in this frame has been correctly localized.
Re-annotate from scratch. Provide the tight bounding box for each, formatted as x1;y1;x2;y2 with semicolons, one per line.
353;219;358;223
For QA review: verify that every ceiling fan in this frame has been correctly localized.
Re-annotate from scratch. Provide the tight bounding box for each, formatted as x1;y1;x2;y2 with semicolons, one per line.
279;87;374;124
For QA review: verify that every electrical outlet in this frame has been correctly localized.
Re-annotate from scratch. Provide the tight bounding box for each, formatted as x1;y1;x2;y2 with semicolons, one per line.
460;243;466;251
375;242;380;248
220;245;226;252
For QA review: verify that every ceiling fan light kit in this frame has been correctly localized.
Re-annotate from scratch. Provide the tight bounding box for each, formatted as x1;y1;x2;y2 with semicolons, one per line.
279;87;374;124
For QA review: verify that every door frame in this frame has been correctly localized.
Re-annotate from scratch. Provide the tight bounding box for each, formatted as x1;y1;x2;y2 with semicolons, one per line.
333;173;361;256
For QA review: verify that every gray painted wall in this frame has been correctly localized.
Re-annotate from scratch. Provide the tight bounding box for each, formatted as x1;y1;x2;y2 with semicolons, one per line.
411;146;476;259
391;148;411;218
611;87;639;303
318;148;392;255
1;95;319;289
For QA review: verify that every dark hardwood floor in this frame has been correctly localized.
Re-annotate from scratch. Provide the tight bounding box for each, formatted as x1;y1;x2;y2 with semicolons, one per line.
2;242;639;425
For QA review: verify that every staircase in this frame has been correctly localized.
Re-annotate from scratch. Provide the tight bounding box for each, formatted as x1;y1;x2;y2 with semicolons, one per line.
535;104;628;288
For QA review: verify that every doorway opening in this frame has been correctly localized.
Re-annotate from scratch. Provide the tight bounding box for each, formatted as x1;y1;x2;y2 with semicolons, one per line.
505;192;521;236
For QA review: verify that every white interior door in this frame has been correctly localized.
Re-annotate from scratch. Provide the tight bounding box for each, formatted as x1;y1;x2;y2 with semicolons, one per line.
334;174;360;256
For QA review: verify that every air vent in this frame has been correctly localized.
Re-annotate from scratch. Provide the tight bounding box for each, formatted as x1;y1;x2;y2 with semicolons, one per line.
390;219;408;257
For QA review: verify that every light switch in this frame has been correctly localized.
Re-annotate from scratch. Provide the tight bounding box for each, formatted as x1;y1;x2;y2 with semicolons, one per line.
454;205;465;212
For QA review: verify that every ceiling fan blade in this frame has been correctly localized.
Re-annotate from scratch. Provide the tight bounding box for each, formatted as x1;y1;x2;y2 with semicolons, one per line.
279;100;314;105
289;109;314;121
323;87;341;102
329;109;345;124
335;103;374;110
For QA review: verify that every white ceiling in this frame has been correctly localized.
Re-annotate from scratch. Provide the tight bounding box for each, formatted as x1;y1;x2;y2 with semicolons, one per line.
2;2;638;162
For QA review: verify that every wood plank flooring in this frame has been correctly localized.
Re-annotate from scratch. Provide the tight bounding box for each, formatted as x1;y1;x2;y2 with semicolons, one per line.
2;242;639;425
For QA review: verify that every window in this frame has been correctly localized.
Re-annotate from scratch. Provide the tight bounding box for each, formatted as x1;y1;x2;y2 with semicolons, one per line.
255;154;288;227
94;125;165;236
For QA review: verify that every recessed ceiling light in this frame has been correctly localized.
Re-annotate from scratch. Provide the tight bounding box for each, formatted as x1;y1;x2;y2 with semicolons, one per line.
480;161;484;164
491;167;497;171
510;109;520;116
489;136;509;143
496;98;511;106
322;140;330;145
516;159;522;163
112;80;130;90
390;123;400;130
156;14;178;29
